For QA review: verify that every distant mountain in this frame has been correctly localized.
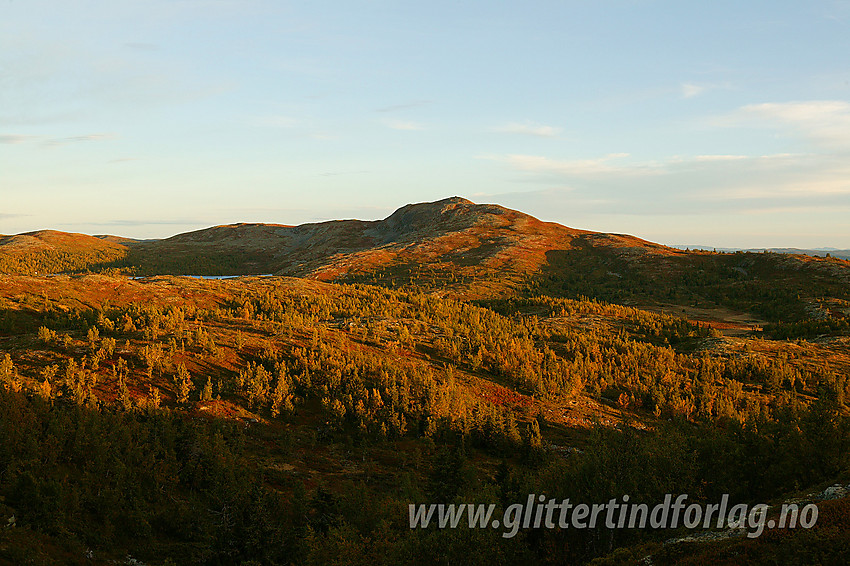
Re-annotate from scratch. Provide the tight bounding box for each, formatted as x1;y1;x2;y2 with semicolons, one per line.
129;197;675;287
675;245;850;261
2;197;849;320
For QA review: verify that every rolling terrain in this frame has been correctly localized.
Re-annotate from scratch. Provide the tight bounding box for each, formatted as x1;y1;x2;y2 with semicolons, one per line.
1;198;849;564
3;197;850;323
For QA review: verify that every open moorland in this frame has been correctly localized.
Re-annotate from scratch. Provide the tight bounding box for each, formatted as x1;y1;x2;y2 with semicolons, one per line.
1;199;848;565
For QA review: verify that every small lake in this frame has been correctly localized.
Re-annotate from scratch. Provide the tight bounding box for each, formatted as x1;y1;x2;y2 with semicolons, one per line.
132;274;275;280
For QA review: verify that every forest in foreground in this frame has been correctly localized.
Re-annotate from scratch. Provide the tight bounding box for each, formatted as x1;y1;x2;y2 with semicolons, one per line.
0;272;848;565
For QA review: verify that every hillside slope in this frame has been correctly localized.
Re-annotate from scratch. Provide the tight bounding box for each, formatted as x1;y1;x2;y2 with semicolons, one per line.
0;273;847;564
126;197;604;282
0;230;128;275
2;198;849;323
1;207;849;564
131;197;850;320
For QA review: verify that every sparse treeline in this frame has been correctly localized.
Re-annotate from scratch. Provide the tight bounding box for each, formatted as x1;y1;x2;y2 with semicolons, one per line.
767;316;850;339
535;248;850;323
226;285;848;424
1;276;849;564
0;242;279;277
0;247;127;276
3;280;847;432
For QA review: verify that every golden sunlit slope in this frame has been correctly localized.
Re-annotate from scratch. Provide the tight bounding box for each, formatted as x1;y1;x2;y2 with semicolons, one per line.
0;272;847;564
0;230;129;275
2;198;849;323
0;198;757;284
132;196;584;277
126;197;679;294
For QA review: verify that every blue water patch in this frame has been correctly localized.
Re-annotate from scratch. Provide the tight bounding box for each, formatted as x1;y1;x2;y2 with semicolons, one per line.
131;274;275;280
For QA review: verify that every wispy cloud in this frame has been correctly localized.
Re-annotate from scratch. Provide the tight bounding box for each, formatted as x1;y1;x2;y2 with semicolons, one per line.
493;122;562;137
691;154;749;162
485;153;646;178
2;132;116;146
0;134;36;144
485;150;850;219
217;204;395;223
63;218;209;228
681;83;705;98
680;81;732;99
42;133;115;148
722;100;850;148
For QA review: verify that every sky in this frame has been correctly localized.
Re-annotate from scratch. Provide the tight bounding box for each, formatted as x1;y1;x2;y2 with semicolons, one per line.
2;0;850;248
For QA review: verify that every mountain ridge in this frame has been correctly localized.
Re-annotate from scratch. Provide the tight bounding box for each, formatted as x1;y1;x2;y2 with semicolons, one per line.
2;198;849;322
0;197;837;264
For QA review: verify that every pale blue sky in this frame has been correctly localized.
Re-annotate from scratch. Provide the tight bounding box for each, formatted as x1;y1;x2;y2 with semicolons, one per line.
2;0;849;247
